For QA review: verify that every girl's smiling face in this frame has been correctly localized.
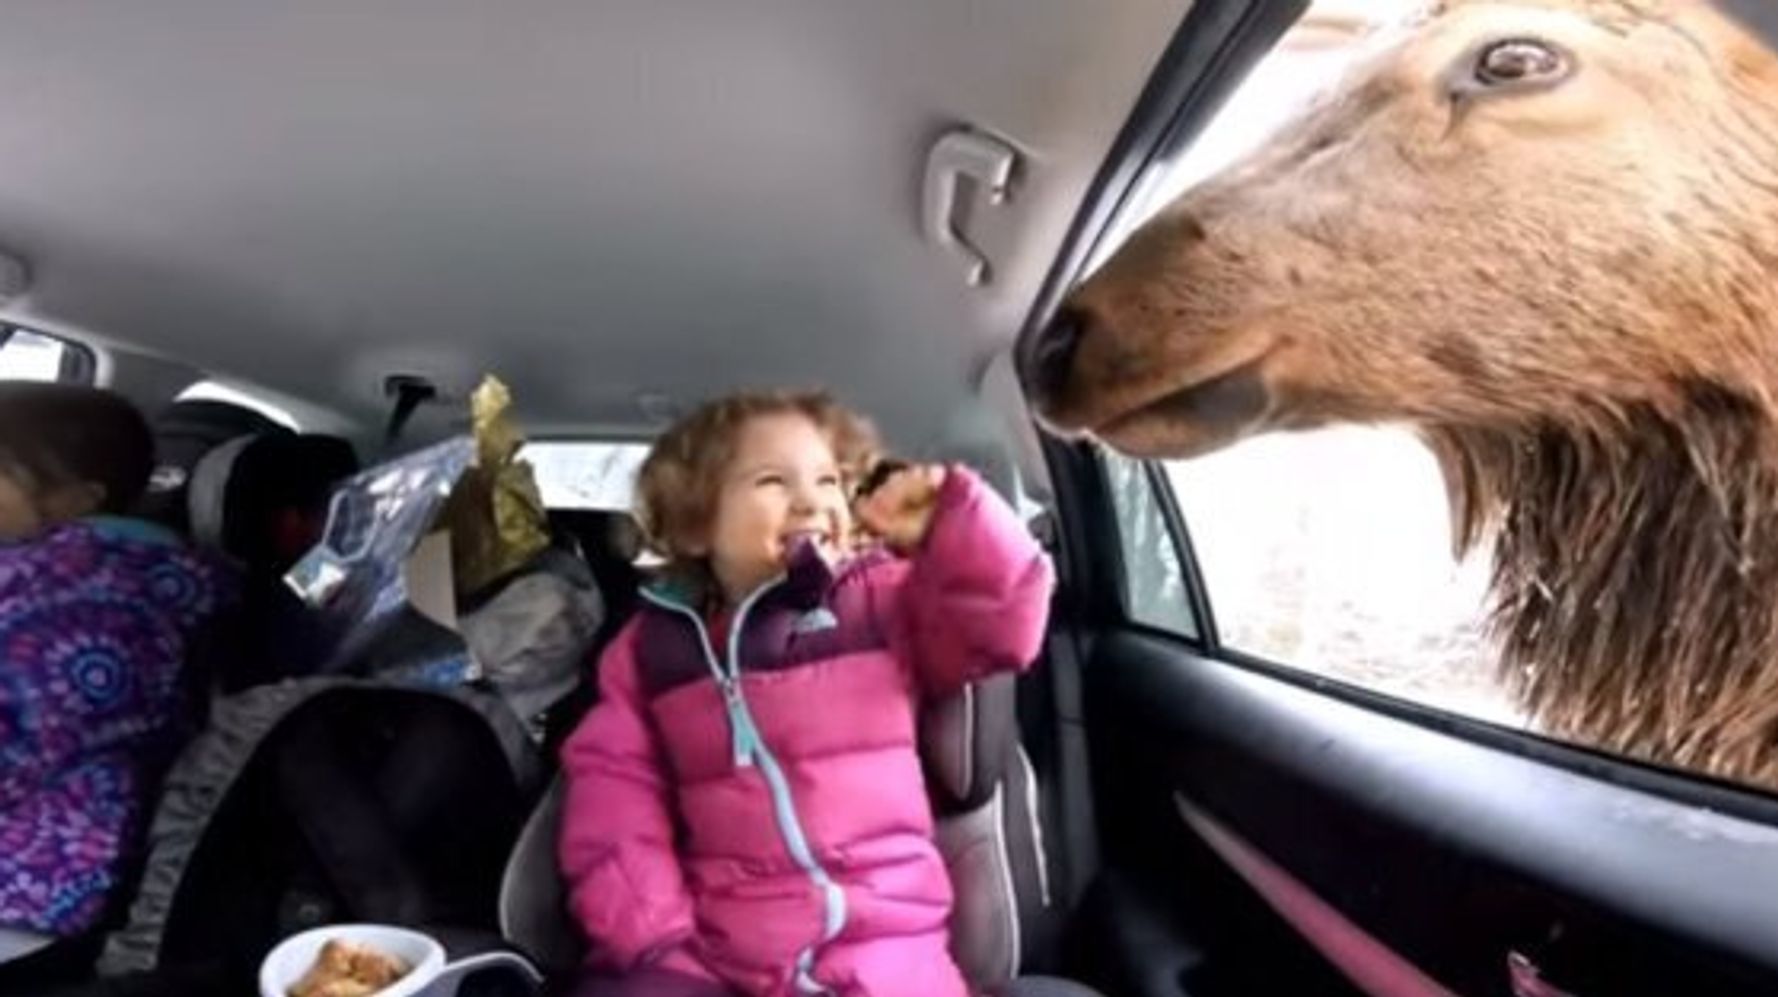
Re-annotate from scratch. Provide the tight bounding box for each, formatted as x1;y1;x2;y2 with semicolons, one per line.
700;412;852;603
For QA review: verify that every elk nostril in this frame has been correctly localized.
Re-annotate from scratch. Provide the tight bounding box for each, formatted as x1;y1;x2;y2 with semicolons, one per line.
1024;307;1088;403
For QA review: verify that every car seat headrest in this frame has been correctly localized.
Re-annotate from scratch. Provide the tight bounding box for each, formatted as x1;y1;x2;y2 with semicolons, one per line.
187;434;260;553
137;399;288;534
188;433;361;567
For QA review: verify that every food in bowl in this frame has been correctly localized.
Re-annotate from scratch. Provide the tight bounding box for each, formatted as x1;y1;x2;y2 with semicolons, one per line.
288;938;411;997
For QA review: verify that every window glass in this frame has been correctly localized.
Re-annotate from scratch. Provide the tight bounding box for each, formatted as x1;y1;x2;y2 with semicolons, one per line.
522;441;650;511
1102;450;1197;639
1159;430;1519;724
0;327;94;384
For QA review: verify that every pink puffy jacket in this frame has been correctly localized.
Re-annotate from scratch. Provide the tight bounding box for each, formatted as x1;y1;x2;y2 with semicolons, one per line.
558;467;1053;996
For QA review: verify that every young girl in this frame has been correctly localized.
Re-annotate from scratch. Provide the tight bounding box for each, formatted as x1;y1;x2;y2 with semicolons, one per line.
0;384;224;959
559;391;1054;997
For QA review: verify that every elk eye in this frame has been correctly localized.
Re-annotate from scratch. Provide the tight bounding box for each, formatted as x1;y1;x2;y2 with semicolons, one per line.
1474;38;1570;88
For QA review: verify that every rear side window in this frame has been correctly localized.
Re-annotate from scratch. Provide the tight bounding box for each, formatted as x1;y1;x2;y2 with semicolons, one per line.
522;441;650;511
0;326;95;384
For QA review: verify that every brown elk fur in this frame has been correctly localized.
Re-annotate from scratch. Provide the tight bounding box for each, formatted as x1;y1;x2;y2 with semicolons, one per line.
1033;1;1778;786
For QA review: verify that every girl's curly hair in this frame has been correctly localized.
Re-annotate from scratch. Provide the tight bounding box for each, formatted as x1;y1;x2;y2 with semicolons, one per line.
634;390;880;570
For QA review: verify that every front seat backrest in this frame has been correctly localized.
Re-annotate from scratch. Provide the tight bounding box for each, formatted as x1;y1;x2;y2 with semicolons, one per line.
187;431;361;566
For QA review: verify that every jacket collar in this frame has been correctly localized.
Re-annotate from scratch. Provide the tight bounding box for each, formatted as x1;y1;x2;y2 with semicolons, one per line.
643;538;838;615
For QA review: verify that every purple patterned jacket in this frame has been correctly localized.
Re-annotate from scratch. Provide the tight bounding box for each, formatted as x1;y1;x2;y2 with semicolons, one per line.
0;519;223;936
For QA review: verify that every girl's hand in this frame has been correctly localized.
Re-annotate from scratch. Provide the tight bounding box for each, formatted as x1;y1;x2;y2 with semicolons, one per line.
855;463;947;552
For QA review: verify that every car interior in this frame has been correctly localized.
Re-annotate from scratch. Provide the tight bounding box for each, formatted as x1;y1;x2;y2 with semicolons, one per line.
3;0;1778;995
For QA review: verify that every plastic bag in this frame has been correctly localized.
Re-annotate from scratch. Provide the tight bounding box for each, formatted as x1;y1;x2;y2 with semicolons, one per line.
285;437;478;685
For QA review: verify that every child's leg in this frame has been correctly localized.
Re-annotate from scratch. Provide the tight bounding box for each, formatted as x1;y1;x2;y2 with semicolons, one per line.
563;967;737;997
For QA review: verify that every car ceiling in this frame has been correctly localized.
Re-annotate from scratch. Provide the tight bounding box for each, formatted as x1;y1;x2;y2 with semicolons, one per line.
0;0;1194;445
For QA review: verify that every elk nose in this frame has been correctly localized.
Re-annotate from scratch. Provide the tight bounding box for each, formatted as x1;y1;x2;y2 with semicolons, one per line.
1022;307;1087;407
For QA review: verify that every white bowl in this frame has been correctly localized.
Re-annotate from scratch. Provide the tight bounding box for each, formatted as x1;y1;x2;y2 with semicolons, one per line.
258;924;445;997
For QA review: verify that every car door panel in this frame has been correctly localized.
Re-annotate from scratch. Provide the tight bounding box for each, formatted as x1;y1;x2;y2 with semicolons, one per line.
1087;632;1778;996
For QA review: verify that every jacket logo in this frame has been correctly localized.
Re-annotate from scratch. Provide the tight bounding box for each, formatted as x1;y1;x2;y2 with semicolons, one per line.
791;607;839;635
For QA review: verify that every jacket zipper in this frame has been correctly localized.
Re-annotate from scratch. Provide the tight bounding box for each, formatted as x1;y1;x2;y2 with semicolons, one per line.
639;582;848;993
